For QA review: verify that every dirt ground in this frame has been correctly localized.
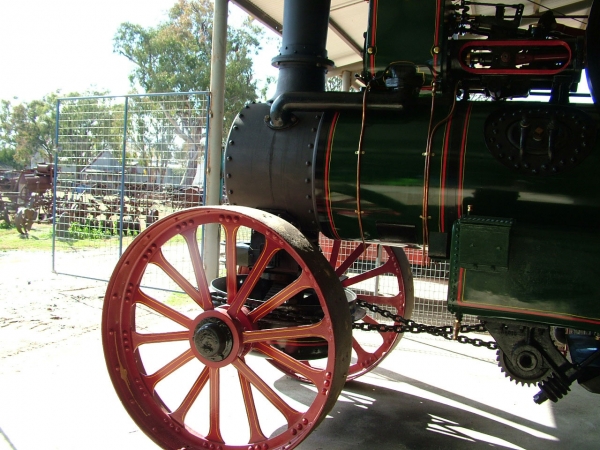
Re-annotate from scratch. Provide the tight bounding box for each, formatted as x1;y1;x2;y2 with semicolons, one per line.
3;249;600;450
0;250;107;366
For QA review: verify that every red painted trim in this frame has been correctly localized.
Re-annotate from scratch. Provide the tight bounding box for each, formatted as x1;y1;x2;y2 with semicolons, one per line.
439;115;453;232
325;113;341;240
457;103;472;218
433;0;442;67
457;267;465;302
369;0;378;75
458;299;600;326
457;268;600;325
459;40;572;76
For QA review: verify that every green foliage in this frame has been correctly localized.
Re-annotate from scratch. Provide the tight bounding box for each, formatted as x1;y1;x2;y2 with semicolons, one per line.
0;223;53;251
326;76;344;92
113;0;263;138
0;94;58;167
57;92;124;169
1;89;117;169
67;218;131;240
0;147;19;169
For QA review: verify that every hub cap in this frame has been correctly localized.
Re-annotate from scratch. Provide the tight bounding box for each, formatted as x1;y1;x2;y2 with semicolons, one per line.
193;317;233;362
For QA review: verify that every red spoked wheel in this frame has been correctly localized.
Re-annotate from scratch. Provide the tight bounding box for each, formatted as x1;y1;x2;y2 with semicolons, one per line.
271;237;414;381
102;206;352;450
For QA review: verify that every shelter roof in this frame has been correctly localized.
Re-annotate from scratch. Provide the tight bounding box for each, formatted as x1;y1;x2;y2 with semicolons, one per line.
232;0;594;75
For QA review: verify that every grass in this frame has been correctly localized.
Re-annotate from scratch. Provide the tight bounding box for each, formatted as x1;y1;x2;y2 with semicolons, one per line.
0;223;54;251
164;291;192;307
0;221;120;251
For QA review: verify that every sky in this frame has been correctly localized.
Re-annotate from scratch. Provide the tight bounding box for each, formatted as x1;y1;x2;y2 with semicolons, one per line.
0;0;280;103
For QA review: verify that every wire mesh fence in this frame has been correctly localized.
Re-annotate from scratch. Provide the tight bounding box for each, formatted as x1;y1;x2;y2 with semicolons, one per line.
52;91;472;328
318;235;479;327
52;92;210;282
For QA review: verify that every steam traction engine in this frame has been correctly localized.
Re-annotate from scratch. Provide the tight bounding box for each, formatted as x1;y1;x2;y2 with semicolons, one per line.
102;1;600;448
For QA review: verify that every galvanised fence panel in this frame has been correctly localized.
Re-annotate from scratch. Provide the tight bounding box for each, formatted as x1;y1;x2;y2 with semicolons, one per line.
52;92;210;284
51;91;473;328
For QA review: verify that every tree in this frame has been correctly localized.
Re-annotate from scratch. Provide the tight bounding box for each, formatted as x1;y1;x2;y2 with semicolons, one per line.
0;94;58;168
113;0;263;185
57;92;124;179
2;90;136;173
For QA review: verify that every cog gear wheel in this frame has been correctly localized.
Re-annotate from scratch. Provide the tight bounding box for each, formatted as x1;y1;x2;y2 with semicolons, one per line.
497;346;552;386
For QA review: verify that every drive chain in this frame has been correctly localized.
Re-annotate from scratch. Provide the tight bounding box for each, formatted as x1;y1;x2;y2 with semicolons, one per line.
354;300;498;350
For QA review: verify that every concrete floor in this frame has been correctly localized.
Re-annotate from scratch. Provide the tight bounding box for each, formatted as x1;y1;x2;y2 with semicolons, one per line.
1;326;599;450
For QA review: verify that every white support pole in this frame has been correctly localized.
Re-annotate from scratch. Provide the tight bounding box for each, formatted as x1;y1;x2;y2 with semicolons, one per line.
204;0;228;281
341;70;352;92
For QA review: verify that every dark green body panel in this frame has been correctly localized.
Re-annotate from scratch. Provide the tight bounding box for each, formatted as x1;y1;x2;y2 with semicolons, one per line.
320;100;600;327
448;217;600;330
322;100;600;242
320;105;437;241
365;0;439;76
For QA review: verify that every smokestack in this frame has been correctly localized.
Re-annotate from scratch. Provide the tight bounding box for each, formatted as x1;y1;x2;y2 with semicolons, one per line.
271;0;333;98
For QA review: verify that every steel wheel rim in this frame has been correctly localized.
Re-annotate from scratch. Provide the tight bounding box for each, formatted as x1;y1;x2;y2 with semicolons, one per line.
102;206;352;449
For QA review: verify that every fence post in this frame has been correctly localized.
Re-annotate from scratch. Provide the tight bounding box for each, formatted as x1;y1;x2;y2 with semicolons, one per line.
52;100;61;273
119;96;130;256
204;0;229;280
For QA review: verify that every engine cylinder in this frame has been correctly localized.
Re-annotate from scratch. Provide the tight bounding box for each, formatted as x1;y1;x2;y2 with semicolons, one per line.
225;99;600;246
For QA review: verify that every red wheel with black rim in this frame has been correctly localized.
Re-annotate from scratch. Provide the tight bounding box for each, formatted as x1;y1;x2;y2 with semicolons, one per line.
102;206;352;449
270;236;414;382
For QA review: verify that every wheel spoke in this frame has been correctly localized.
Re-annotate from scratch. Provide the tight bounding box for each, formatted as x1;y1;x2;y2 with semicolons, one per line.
254;343;322;385
238;361;267;443
328;239;341;267
352;336;374;363
207;367;224;443
150;249;205;309
334;243;370;276
134;289;193;329
132;330;189;350
248;271;312;322
357;293;403;308
170;366;210;426
103;208;351;449
243;321;330;344
181;228;213;311
316;237;413;381
229;237;280;316
233;357;302;426
341;264;389;287
223;223;240;304
143;349;195;390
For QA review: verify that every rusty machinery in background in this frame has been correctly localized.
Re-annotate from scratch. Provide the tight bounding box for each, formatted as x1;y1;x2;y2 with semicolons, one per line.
0;164;54;234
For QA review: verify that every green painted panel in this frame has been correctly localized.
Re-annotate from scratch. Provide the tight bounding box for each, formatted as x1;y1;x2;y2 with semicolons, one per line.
449;217;600;331
366;0;439;76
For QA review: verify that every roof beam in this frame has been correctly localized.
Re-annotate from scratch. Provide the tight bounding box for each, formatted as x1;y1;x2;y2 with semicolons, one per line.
231;0;283;34
329;18;363;57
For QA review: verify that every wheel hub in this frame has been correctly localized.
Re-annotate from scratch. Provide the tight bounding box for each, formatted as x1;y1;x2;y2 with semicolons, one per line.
193;317;233;362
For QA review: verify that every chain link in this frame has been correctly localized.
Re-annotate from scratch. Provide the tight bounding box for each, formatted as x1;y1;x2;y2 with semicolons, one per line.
212;293;497;350
354;300;498;350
